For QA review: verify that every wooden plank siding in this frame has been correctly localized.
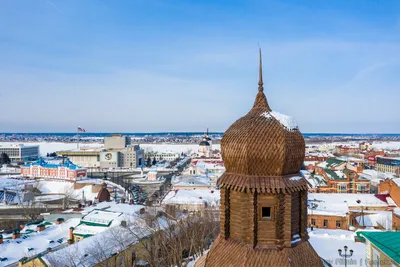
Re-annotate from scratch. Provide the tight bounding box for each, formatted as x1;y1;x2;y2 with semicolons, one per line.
257;194;277;246
291;192;300;238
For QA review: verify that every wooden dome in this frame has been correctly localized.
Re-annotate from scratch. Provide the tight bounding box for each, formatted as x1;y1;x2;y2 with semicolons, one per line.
221;53;305;178
196;49;323;267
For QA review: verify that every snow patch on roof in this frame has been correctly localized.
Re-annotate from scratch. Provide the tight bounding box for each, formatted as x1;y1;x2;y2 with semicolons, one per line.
261;111;298;131
289;176;304;181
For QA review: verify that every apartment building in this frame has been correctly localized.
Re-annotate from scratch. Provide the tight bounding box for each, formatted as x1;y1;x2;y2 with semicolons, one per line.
0;144;39;162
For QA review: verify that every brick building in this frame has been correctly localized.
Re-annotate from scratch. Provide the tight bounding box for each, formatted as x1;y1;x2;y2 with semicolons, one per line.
20;158;87;181
313;158;370;193
379;178;400;206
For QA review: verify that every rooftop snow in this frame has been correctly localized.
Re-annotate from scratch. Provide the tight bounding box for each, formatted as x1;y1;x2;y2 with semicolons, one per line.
308;193;390;217
0;218;80;267
81;209;122;226
162;189;220;206
355;212;392;229
260;111;298;131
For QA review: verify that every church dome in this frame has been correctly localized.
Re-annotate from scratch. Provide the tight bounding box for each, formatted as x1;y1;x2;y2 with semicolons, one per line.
199;139;210;146
221;51;305;177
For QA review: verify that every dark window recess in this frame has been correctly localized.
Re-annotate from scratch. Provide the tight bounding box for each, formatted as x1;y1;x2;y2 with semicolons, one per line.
262;207;271;218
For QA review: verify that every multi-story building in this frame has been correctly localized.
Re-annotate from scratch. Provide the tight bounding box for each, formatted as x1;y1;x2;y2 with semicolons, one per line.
359;142;372;151
119;145;144;167
20;158;87;181
376;157;400;175
145;151;180;162
104;134;131;149
58;135;144;169
379;178;400;206
337;145;360;155
308;193;395;231
364;150;385;167
100;145;144;168
57;149;102;168
314;158;370;193
0;144;39;162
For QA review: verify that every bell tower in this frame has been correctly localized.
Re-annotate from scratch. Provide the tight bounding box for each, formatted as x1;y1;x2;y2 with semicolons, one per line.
195;50;323;267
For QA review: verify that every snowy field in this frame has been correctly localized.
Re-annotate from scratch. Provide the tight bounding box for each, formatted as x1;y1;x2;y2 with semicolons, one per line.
308;141;400;151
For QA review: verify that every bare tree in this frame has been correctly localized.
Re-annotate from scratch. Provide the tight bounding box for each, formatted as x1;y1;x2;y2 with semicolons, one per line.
45;205;219;267
123;206;219;267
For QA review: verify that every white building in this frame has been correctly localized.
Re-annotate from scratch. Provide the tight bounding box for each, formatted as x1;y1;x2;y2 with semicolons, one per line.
145;151;180;162
0;144;39;162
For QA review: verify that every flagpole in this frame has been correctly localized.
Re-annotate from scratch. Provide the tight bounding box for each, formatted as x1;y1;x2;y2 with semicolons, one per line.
77;125;79;150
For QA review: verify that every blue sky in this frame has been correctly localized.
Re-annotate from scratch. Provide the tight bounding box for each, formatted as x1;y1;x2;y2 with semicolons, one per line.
0;0;399;133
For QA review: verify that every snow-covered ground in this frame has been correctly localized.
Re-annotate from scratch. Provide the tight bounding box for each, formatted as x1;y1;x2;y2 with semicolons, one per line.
371;141;400;150
309;229;367;266
0;142;221;156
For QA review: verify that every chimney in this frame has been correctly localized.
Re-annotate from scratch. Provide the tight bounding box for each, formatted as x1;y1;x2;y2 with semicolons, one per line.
12;230;20;239
120;220;127;227
37;224;46;232
19;257;28;267
69;227;74;242
56;218;64;225
0;234;3;244
47;247;52;253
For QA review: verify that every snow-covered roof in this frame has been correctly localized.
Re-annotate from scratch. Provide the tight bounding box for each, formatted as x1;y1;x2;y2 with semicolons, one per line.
41;216;169;267
81;209;123;226
73;223;110;236
23;158;85;170
42;225;140;267
0;218;80;267
308;193;390;217
162;189;220;206
173;175;211;187
260;111;298;131
355;212;392;229
317;158;346;169
82;201;146;217
392;178;400;187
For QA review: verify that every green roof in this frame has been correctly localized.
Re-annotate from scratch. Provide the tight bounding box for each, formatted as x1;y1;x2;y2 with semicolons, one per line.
357;231;400;264
324;169;347;181
312;175;328;186
323;158;346;168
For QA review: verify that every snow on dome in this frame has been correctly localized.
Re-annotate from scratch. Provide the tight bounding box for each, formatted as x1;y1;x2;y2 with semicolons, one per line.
261;111;298;131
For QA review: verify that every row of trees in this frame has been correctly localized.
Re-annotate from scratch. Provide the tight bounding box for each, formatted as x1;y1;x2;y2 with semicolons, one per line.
146;157;158;167
0;152;11;165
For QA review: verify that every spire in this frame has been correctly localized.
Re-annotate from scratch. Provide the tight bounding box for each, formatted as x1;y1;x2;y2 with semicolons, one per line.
252;48;271;112
258;48;263;92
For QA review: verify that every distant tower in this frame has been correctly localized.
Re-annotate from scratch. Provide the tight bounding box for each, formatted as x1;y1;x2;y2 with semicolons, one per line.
195;50;323;267
205;128;212;151
198;136;211;158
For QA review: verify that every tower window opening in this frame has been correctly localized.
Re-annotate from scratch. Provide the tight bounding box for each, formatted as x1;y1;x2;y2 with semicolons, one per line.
261;207;271;219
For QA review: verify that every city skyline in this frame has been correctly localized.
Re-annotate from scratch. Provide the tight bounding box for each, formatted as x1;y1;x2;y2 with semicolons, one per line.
1;0;400;133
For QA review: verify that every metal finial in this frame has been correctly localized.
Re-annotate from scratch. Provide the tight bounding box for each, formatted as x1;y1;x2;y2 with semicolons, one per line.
258;48;263;92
